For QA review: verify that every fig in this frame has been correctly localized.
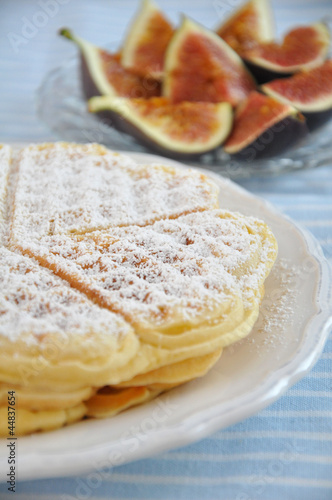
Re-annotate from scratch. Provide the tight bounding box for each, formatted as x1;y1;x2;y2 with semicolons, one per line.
121;0;174;78
223;91;307;159
216;0;275;56
163;17;256;107
243;23;330;83
59;28;161;99
262;60;332;129
88;96;233;159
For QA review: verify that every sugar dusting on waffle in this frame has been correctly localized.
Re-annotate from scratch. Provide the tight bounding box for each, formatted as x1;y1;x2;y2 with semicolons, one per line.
11;142;219;241
0;247;132;344
3;143;278;341
20;209;276;328
0;142;279;436
0;145;12;245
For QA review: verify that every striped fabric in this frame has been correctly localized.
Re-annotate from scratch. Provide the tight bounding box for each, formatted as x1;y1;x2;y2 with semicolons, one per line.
0;1;331;499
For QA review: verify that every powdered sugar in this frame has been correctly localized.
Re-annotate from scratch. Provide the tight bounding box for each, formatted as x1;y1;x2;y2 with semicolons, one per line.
256;258;299;344
0;247;132;344
232;258;300;356
11;143;219;241
0;145;11;245
3;142;277;343
21;209;277;328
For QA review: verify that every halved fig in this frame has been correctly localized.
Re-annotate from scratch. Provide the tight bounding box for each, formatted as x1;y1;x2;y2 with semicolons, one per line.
243;23;330;83
121;0;174;78
262;60;332;129
216;0;275;56
163;17;256;107
59;28;161;99
88;96;233;159
224;91;307;159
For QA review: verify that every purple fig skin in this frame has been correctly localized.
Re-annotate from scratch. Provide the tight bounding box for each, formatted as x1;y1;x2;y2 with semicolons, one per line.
302;109;332;132
91;108;124;135
243;60;293;84
92;109;224;161
228;114;308;161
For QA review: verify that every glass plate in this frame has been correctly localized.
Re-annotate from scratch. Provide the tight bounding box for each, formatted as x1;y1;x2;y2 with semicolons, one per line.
37;56;332;179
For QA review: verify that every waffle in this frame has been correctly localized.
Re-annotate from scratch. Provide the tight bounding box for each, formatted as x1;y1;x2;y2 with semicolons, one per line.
10;142;219;240
0;403;86;435
0;143;277;436
0;247;138;391
17;209;276;384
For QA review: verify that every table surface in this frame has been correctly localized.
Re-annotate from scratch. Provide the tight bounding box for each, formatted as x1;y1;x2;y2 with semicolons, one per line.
0;1;332;499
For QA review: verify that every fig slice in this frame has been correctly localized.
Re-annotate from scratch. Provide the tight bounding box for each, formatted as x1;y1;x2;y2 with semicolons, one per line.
243;23;330;82
163;17;256;107
216;0;275;56
224;91;307;159
59;28;161;99
121;0;174;78
262;60;332;112
88;96;233;159
262;60;332;129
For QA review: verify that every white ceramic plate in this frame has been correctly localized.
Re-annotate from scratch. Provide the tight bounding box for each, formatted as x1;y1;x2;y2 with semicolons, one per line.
0;151;331;482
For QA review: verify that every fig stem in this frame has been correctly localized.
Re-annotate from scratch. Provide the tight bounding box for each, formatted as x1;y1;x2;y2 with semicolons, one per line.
59;28;75;41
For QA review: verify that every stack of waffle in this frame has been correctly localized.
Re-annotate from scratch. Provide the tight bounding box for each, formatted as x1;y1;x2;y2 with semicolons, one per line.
0;143;277;435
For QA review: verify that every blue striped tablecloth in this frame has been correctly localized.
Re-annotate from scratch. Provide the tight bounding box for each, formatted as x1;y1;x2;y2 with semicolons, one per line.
0;1;331;499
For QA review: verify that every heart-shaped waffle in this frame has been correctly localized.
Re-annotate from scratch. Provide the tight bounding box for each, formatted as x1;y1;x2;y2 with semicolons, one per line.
0;143;277;435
